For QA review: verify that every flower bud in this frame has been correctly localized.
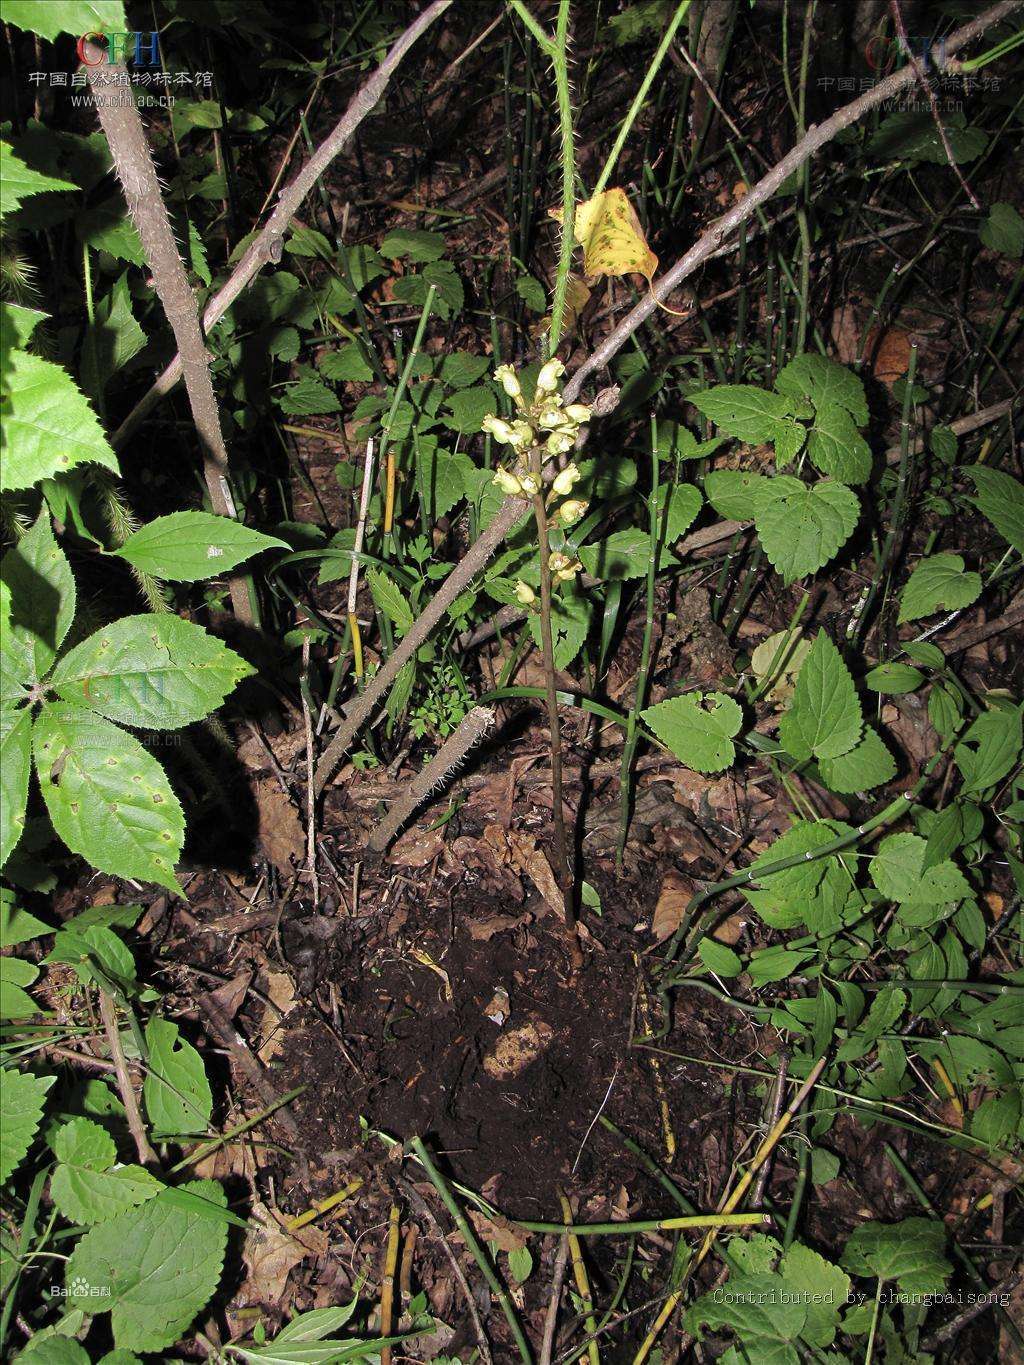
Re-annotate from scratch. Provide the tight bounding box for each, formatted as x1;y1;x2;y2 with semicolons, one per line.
536;357;565;395
555;557;582;582
494;364;522;400
514;580;536;605
482;414;515;444
564;404;591;425
519;471;540;496
551;461;581;497
493;466;522;496
508;420;535;450
545;430;576;456
557;498;588;525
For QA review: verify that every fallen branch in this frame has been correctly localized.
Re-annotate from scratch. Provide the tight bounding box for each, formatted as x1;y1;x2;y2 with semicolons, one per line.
111;0;453;451
312;0;1019;791
85;40;252;621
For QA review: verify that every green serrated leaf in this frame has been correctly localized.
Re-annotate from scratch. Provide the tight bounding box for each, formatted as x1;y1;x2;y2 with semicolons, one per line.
899;553;982;623
1;349;119;490
380;228;446;262
697;937;742;977
0;1069;54;1184
1;2;126;42
1;705;32;867
64;1180;228;1352
0;508;76;680
690;384;793;443
114;511;288;582
779;631;862;761
755;477;859;586
144;1018;212;1137
52;615;255;729
0;955;39;1018
775;353;868;426
818;726;895;793
80;273;146;403
864;662;924;694
869;832;970;905
33;704;184;892
642;692;742;773
654;482;702;541
77;198;145;266
439;352;491;388
687;1270;806;1363
779;1244;849;1348
0;140;76;215
442;385;496;435
967;465;1024;554
954;704;1022;794
417;445;475;520
51;1117;161;1223
979;202;1024;258
276;376;340;416
806;402;871;483
579;527;651;581
318;342;373;383
366;569;413;634
841;1218;950;1292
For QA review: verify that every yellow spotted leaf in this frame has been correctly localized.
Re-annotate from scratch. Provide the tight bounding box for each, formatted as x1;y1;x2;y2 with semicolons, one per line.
552;188;658;283
533;274;592;342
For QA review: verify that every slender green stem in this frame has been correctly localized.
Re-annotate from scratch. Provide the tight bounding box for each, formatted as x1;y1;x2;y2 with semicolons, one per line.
548;0;576;355
410;1136;533;1365
592;0;693;198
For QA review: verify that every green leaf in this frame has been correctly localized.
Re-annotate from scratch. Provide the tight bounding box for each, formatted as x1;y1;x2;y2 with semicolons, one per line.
442;385;496;435
641;692;742;773
818;726;895;793
14;1338;92;1365
775;353;868;426
380;228;446;262
690;384;793;443
779;1243;849;1348
954;704;1022;794
864;662;924;694
417;445;475;520
654;482;702;541
77;198;145;266
0;895;51;946
899;553;982;623
528;585;592;669
0;706;32;867
806;403;871;484
80;273;147;403
144;1018;213;1137
687;1271;806;1364
51;1117;161;1224
113;511;288;582
393;261;463;318
967;465;1024;554
1;301;48;351
0;955;39;1018
0;2;126;42
755;477;859;586
0;509;76;681
318;342;374;383
0;140;76;215
743;820;846;930
703;468;772;521
979;202;1024;258
51;615;255;729
366;569;413;634
841;1218;951;1292
33;704;184;893
869;833;970;906
1;349;119;490
508;1246;534;1283
0;1070;53;1184
439;352;491;388
47;923;136;991
64;1180;228;1352
276;376;340;416
697;937;742;978
580;526;656;582
869;111;986;164
516;273;547;312
779;631;861;762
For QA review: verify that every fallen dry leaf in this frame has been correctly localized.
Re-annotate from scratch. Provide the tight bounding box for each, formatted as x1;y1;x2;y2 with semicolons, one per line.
651;871;696;942
256;780;305;873
483;1019;554;1079
466;1208;528;1252
865;324;912;386
388;825;445;867
257;971;298;1063
242;1202;310;1307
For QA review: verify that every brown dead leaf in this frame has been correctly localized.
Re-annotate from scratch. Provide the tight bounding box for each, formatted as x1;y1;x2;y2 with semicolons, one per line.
242;1202;309;1306
257;971;298;1063
830;303;861;364
204;970;252;1024
482;824;566;918
388;826;444;867
865;325;912;385
466;1209;528;1252
468;912;531;941
651;871;696;942
256;781;304;873
483;1019;554;1079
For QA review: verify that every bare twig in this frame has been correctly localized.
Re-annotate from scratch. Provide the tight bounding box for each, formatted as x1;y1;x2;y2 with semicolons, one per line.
111;0;453;451
301;635;320;911
98;991;156;1165
539;1234;571;1365
366;706;495;855
921;1270;1022;1351
84;40;251;621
